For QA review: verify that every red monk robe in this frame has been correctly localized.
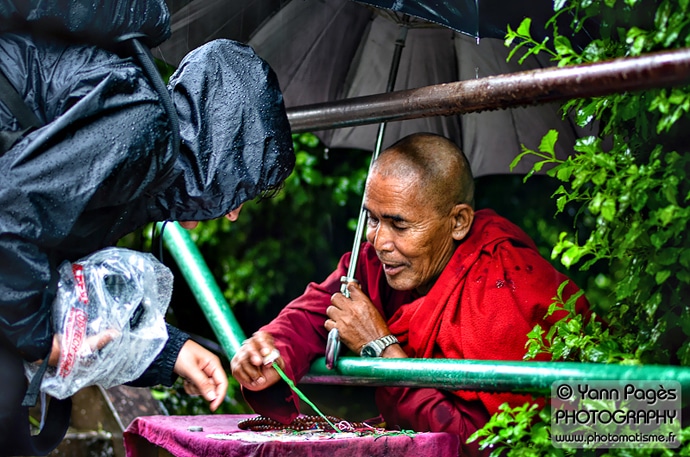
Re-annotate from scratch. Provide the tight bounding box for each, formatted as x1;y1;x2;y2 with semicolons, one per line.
243;209;589;453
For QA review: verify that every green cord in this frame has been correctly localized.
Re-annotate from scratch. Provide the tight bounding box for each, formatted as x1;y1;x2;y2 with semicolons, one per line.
271;362;342;433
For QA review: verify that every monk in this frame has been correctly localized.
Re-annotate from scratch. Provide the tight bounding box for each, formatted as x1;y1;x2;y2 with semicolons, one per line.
231;132;588;455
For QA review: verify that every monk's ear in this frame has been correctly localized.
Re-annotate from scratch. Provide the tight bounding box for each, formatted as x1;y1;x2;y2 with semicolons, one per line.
451;204;474;241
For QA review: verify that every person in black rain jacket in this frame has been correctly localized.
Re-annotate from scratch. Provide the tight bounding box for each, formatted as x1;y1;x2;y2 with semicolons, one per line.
0;2;295;454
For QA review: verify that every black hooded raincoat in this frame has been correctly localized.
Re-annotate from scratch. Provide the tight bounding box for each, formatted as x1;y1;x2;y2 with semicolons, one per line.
0;2;294;400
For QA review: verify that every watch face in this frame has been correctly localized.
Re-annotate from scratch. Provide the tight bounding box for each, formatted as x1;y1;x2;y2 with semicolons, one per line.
361;345;378;357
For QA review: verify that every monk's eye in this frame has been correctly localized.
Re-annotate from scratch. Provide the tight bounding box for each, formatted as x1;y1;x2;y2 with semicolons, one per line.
366;213;379;227
390;218;411;231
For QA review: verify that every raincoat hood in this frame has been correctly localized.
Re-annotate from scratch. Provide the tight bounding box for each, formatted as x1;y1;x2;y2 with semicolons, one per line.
152;39;295;222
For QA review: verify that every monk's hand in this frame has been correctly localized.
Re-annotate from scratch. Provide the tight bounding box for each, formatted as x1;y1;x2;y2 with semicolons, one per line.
174;339;228;412
230;331;284;392
326;281;390;353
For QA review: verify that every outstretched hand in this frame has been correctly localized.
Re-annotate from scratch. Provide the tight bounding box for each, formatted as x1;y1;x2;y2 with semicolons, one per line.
174;339;228;411
230;331;285;391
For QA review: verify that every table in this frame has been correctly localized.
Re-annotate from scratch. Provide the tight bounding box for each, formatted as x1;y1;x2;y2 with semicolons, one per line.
124;414;461;457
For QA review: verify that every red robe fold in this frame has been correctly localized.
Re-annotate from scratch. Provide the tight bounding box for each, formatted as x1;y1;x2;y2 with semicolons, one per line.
243;209;588;455
386;209;587;416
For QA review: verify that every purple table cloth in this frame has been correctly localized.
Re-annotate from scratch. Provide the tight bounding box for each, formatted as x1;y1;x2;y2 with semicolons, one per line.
124;414;460;457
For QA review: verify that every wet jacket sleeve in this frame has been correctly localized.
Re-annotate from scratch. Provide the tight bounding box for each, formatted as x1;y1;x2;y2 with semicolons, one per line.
0;241;56;361
0;35;173;361
127;324;189;387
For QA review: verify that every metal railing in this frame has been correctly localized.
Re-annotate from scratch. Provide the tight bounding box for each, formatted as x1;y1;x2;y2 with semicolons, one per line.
162;222;690;395
287;47;690;133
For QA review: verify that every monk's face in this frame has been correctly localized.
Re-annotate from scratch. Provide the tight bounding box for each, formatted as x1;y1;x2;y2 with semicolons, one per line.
364;170;460;295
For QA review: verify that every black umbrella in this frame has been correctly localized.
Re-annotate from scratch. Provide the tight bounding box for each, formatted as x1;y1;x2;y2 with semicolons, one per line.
354;0;559;41
154;0;582;177
157;0;562;64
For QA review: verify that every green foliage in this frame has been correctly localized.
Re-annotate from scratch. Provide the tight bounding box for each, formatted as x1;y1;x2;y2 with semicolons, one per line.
154;57;176;83
473;0;690;454
509;0;690;366
467;403;559;457
470;403;690;457
523;280;620;364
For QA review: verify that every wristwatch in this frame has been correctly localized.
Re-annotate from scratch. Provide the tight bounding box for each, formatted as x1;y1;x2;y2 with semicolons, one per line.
360;334;399;357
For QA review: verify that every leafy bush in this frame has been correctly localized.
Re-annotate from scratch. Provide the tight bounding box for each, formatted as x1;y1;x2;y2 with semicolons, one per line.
470;0;690;454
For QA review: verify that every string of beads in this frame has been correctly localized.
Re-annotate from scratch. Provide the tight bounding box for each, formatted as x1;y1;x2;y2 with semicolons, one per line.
237;415;371;432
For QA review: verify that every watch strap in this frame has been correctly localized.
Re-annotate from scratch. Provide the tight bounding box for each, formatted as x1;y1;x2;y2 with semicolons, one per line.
361;334;399;357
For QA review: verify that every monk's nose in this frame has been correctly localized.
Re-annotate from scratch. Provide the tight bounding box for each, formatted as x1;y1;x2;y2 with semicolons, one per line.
371;225;393;252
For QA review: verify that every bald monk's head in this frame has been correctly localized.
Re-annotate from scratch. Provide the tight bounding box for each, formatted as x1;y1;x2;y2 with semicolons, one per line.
363;133;475;294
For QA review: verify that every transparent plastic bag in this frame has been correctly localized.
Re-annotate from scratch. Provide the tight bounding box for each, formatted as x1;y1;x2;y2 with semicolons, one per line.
25;247;173;399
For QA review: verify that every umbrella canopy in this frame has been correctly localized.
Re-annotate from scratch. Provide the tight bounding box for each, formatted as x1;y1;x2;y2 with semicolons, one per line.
154;0;583;177
156;0;560;64
354;0;556;40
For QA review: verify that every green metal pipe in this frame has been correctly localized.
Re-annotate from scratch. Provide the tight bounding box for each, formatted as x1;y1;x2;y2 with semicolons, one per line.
161;228;690;395
303;357;690;395
160;222;246;358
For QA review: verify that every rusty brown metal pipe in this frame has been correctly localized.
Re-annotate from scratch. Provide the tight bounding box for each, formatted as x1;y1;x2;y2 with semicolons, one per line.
287;47;690;133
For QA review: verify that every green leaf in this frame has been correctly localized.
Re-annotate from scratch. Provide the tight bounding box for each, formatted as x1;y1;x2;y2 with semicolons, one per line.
601;197;617;222
656;205;678;226
517;17;532;37
589;192;603;215
676;270;690;284
509;150;531;172
655;270;671;284
573;135;601;154
553;35;574;56
527;324;545;341
591;168;608;186
627;30;648;55
677;341;690;366
561;245;584;267
555;166;574;182
538;130;559;156
679;249;690;268
555;195;568;212
566;319;582;333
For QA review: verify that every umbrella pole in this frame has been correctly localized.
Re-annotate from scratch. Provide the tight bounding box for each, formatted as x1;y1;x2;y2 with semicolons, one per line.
327;15;410;369
340;14;410;296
